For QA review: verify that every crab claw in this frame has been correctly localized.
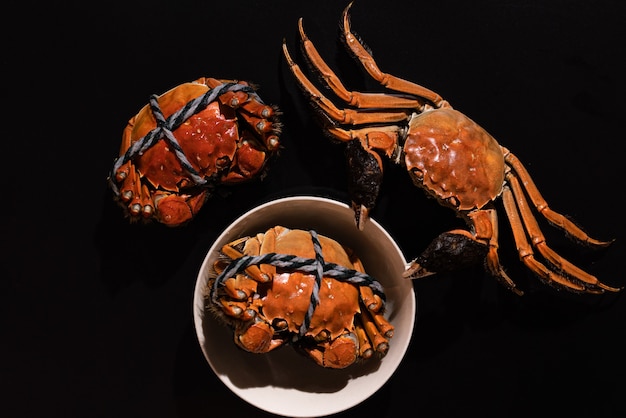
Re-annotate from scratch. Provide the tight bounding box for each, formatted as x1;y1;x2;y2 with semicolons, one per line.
345;140;383;230
152;191;209;227
403;231;489;279
234;319;283;354
403;260;436;279
305;332;359;369
351;203;370;232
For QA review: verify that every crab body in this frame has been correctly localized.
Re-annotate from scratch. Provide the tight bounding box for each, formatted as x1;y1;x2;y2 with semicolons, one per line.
405;107;505;212
282;3;620;295
109;77;280;226
208;226;394;369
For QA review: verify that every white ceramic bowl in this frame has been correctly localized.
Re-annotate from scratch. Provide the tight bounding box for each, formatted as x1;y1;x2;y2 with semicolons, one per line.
193;196;416;417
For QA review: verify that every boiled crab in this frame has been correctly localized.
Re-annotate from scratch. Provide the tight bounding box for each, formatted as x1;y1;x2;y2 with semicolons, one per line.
282;3;620;295
207;226;394;369
108;77;281;226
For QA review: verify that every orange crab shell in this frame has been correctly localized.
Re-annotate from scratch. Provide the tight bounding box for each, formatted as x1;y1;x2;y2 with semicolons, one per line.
261;229;360;339
404;107;505;211
111;77;280;226
124;79;267;191
129;88;238;191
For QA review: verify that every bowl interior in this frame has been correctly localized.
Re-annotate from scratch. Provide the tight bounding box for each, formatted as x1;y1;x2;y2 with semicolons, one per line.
193;196;416;417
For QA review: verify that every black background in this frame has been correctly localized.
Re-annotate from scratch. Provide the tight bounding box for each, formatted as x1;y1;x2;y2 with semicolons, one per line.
4;0;626;416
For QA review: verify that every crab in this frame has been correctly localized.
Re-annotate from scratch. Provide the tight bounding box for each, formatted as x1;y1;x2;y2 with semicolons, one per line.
282;2;620;295
108;77;281;226
207;226;394;369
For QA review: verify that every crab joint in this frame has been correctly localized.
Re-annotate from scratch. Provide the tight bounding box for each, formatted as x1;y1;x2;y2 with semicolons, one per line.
219;299;257;321
122;190;133;201
359;286;382;312
219;298;244;317
141;205;154;218
130;203;142;216
261;107;272;118
267;135;280;150
372;311;394;339
223;274;258;300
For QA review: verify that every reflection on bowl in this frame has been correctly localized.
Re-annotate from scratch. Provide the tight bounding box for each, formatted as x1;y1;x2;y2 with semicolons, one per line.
193;196;416;417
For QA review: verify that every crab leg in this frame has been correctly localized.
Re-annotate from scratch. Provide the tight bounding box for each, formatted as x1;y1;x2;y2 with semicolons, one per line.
350;257;384;312
283;42;411;125
218;298;257;321
219;239;270;283
503;149;613;247
354;316;374;359
114;115;149;213
256;228;280;279
203;78;272;117
500;185;593;292
339;2;446;108
212;259;260;311
203;77;280;151
126;167;144;217
222;274;258;300
361;308;389;355
359;286;383;313
327;126;402;160
138;184;154;218
470;209;523;295
371;311;394;339
505;174;620;293
296;19;424;110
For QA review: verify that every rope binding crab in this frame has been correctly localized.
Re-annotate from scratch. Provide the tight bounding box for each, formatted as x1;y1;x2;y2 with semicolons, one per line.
108;82;265;196
210;230;386;339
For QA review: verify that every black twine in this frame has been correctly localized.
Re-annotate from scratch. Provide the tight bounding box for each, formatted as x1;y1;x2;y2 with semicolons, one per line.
109;82;263;195
210;230;386;339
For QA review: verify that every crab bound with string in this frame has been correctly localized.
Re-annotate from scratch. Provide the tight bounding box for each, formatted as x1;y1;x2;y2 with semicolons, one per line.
206;226;395;369
108;77;281;226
